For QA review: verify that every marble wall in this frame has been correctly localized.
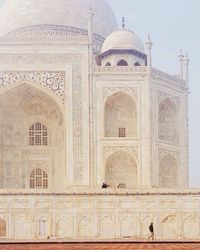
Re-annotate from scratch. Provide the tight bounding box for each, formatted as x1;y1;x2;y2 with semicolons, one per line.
0;193;199;240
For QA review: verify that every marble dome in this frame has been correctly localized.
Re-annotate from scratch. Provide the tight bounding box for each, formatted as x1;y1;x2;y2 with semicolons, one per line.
102;28;145;53
0;0;118;38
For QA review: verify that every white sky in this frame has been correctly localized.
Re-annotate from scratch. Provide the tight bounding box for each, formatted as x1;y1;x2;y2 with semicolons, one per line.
0;0;199;187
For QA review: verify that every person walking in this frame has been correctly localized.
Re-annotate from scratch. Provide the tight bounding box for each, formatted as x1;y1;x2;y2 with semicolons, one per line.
148;222;154;241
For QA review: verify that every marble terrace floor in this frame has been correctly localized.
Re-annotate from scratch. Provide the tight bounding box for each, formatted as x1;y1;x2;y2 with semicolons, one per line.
0;243;200;250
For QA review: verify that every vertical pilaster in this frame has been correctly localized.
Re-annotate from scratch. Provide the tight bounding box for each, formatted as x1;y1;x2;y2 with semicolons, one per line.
183;54;190;187
141;76;152;188
88;8;94;187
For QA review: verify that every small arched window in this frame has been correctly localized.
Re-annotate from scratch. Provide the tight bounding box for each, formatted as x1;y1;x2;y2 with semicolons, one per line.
117;59;128;66
29;122;48;146
134;62;141;66
105;62;111;66
30;168;48;189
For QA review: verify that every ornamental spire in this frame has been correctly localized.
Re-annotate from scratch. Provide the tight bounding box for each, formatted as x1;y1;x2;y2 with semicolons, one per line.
122;16;125;28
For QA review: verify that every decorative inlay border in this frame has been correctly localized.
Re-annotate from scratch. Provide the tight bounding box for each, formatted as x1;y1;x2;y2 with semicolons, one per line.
158;90;180;108
103;87;137;100
104;146;138;161
0;25;105;52
0;71;65;104
158;148;180;161
152;68;185;86
94;66;147;73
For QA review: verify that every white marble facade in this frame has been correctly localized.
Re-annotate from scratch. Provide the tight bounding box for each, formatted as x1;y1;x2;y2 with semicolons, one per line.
0;0;197;240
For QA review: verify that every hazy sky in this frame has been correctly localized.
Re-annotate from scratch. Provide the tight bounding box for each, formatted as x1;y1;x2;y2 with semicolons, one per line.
0;0;199;187
108;0;200;187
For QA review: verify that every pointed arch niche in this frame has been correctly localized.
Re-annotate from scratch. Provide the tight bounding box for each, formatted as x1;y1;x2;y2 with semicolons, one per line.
0;83;64;189
158;97;179;143
105;151;137;189
159;154;177;188
104;91;137;138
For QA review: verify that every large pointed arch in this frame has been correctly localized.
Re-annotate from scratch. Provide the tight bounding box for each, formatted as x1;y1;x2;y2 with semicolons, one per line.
104;91;137;138
0;83;65;189
105;151;137;189
158;97;179;143
0;80;65;118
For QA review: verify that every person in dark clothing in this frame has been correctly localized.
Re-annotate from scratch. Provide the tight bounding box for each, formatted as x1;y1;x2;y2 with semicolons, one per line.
102;183;109;188
148;222;154;240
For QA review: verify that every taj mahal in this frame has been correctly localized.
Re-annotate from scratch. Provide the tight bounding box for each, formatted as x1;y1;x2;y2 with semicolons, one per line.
0;0;199;241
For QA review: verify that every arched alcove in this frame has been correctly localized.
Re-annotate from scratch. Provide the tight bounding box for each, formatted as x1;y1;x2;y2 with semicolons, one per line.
0;83;64;189
105;151;137;189
104;91;137;138
117;59;128;66
105;62;111;66
134;62;141;66
159;154;177;188
158;98;178;143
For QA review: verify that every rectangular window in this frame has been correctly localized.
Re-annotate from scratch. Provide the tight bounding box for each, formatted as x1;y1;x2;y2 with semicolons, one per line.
119;128;126;137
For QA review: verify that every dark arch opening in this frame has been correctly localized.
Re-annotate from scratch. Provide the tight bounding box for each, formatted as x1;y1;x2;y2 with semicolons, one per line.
134;62;141;66
117;59;128;66
105;62;111;66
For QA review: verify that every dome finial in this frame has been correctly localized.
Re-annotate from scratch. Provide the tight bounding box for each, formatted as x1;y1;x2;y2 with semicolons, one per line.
122;16;125;28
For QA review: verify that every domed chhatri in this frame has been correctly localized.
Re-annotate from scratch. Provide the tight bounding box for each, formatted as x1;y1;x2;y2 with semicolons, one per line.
102;28;145;54
0;0;117;38
98;20;147;66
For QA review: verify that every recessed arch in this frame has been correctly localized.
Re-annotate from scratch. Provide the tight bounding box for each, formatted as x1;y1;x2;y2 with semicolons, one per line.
104;91;137;138
117;59;128;66
0;81;64;118
105;151;137;189
0;83;65;189
105;62;111;66
134;62;141;66
158;97;179;143
159;154;177;188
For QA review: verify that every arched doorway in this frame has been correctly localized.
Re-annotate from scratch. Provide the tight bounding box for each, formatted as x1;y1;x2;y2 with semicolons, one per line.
105;151;137;189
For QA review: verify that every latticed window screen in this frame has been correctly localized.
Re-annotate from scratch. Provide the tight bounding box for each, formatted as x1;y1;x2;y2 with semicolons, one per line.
29;122;48;146
30;168;48;189
118;128;126;137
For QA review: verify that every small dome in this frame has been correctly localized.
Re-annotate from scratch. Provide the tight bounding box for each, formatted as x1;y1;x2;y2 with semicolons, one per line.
102;28;145;53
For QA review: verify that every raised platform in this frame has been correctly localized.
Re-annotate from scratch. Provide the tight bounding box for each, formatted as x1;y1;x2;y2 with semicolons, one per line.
0;190;200;240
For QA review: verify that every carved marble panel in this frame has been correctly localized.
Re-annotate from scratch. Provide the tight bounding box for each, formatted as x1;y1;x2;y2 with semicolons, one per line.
55;214;74;238
0;71;65;104
103;87;137;101
104;146;138;161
